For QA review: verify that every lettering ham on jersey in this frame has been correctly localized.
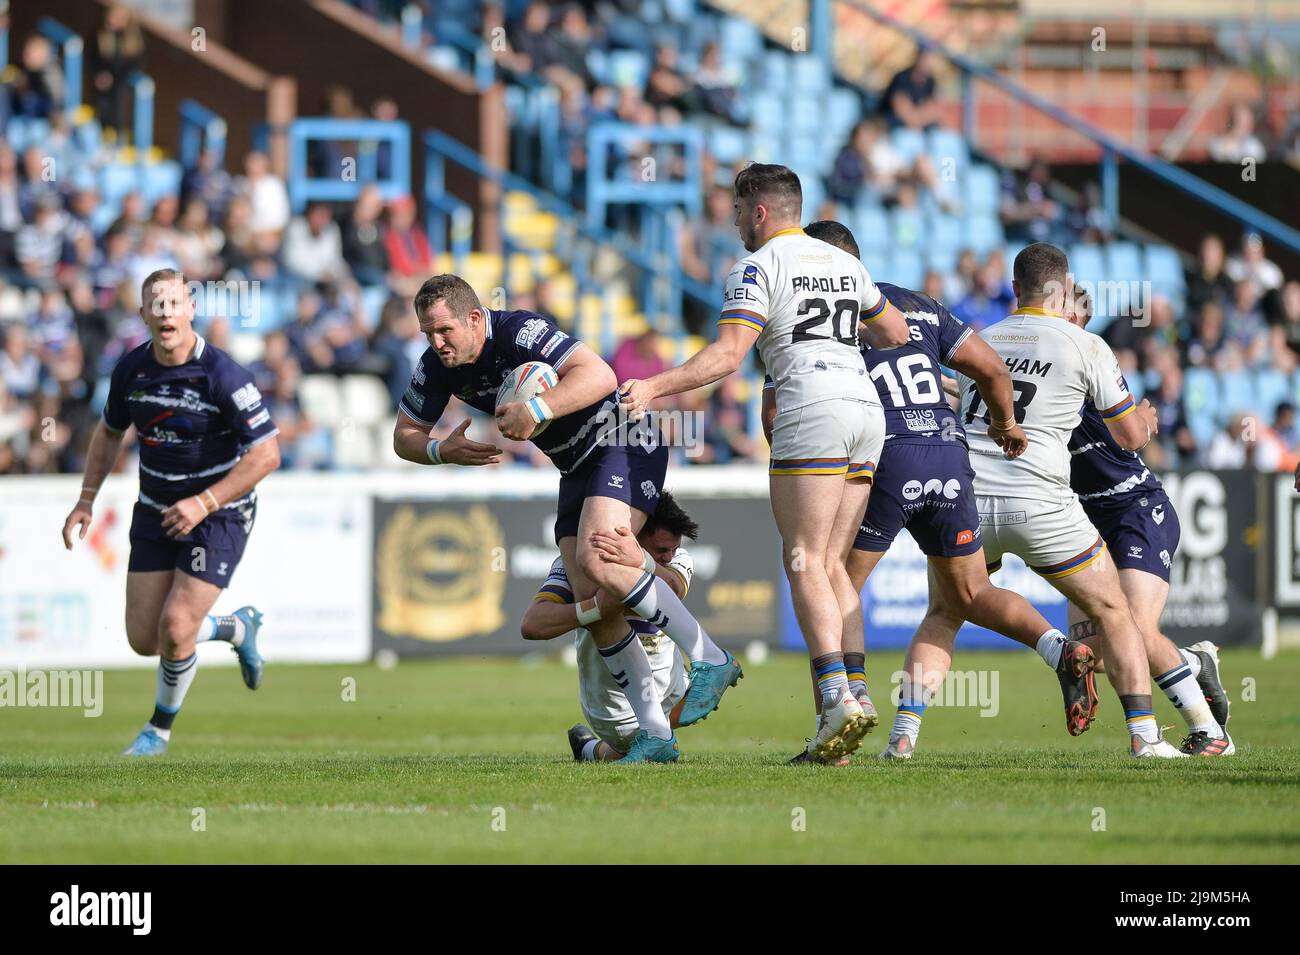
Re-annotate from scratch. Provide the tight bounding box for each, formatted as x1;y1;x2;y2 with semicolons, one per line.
792;275;857;294
1004;357;1054;377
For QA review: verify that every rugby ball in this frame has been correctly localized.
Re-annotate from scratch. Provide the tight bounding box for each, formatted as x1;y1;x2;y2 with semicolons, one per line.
496;361;559;435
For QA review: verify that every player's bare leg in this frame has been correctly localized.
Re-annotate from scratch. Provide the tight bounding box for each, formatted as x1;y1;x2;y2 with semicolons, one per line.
933;554;1098;736
124;571;173;657
1048;551;1182;756
828;478;877;720
772;471;871;760
882;589;961;759
123;571;222;757
1069;569;1230;754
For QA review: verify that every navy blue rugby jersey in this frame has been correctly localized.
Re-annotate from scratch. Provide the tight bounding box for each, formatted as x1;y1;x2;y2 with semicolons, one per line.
399;308;619;474
1068;398;1161;503
863;282;971;444
103;335;278;508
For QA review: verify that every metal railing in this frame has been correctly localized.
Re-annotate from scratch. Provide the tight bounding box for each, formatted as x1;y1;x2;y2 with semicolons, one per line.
178;99;228;169
37;17;82;117
840;0;1300;258
286;118;412;211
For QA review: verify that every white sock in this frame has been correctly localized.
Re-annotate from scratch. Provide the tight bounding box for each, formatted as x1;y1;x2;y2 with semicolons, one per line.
1156;662;1221;736
1179;647;1202;679
597;627;673;740
580;739;600;762
195;614;245;648
621;570;726;665
890;711;923;745
1035;629;1066;669
149;653;199;737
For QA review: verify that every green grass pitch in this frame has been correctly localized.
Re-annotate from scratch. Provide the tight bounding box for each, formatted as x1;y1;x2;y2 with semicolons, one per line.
2;649;1298;863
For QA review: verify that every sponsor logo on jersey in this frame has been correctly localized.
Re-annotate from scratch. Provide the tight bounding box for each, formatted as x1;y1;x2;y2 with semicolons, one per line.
608;474;625;489
1152;503;1165;525
742;264;759;285
516;318;550;349
231;383;262;411
956;529;975;546
903;409;939;432
412;361;426;385
539;331;568;358
246;409;271;429
902;480;923;501
1159;549;1171;568
814;360;827;371
1128;545;1144;558
906;310;939;327
978;510;1027;526
640;479;658;499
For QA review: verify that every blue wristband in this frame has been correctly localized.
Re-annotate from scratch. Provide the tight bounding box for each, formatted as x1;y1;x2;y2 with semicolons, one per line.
426;437;443;464
526;396;552;425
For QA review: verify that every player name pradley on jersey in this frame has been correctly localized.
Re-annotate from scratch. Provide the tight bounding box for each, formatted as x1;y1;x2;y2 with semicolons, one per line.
791;274;861;293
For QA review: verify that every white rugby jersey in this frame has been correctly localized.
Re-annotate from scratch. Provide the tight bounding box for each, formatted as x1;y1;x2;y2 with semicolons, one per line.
535;551;693;723
720;228;886;413
957;308;1135;500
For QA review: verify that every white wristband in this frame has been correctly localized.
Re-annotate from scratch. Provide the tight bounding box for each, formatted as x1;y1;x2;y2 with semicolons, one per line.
642;550;655;575
576;597;602;626
426;438;443;464
526;397;552;425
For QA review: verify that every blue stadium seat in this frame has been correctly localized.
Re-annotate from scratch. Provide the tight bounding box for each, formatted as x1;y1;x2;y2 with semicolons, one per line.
887;248;925;290
1220;371;1255;422
787;98;823;137
1002;242;1022;279
1253;369;1290;420
965;165;1001;214
964;213;1002;254
759;50;790;91
927;127;969;176
786;138;822;175
1106;241;1143;283
1182;368;1221;445
99;162;140;207
891;206;925;249
749;91;784;132
927;213;963;254
855;204;891;255
142;161;183;205
718;17;763;59
1144;244;1186;303
790;56;830;93
925;245;958;275
1068;243;1106;290
826;89;861;139
607;50;650;89
708;126;747;164
799;173;825;219
891;128;927;164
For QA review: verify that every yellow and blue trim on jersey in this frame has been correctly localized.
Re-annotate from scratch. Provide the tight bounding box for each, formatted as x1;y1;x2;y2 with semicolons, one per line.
1099;394;1136;422
534;584;572;604
847;460;876;481
1033;537;1105;579
770;456;850;476
718;308;766;333
861;294;887;322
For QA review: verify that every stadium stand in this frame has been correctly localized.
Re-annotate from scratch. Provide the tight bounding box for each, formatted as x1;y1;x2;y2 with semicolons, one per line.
2;0;1300;480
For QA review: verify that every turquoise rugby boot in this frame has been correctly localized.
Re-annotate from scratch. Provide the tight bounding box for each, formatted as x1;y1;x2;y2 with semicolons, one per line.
121;726;169;757
231;606;265;690
616;730;680;764
677;651;743;726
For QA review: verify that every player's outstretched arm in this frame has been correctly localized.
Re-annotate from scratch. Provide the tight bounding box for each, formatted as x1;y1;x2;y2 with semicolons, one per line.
393;413;502;466
948;333;1028;458
620;322;758;417
520;591;620;640
161;436;282;539
62;419;128;550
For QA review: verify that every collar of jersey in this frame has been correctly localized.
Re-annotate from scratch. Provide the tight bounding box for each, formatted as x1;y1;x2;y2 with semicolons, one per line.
1011;306;1061;318
762;226;805;247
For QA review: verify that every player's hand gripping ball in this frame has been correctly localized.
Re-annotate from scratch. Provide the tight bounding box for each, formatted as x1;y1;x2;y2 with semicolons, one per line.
495;361;558;441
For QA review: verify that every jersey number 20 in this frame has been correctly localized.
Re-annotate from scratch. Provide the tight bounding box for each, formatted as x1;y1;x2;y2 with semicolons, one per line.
791;297;858;345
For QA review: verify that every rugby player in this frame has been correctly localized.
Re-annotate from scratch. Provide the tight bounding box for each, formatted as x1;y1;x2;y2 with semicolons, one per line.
392;276;739;764
521;491;699;760
619;164;913;760
765;221;1099;763
956;242;1183;757
62;269;278;757
1063;289;1232;755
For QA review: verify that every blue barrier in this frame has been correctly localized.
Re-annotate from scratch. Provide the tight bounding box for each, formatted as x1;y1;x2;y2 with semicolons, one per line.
130;71;154;153
37;17;83;116
584;123;704;231
286;118;411;211
178;99;228;170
